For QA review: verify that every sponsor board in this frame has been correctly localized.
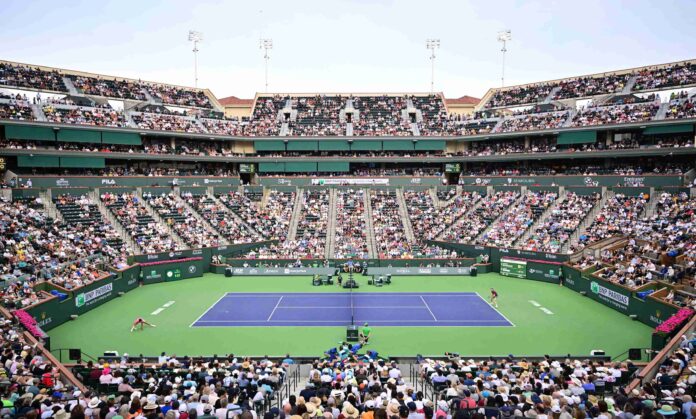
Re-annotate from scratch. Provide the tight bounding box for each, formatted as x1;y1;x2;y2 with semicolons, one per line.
75;283;114;308
590;281;630;310
311;178;390;186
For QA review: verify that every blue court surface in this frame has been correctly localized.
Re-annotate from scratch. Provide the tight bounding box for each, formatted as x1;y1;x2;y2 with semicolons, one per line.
191;292;513;327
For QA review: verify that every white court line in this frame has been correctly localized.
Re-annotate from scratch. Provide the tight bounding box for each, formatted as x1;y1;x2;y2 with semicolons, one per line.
528;300;541;307
151;308;164;315
540;307;554;315
475;292;516;327
195;319;511;323
276;306;428;309
189;294;228;327
267;296;284;321
420;296;438;321
163;301;176;308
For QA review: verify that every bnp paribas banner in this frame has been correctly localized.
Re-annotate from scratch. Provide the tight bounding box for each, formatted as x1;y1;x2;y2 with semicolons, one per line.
75;283;113;310
589;280;630;312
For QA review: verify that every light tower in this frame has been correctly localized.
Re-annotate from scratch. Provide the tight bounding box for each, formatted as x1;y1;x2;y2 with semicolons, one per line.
426;38;440;94
188;30;203;88
259;38;273;93
497;30;511;87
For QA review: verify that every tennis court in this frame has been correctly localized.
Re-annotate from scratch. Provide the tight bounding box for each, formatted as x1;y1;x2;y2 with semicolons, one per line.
191;292;513;327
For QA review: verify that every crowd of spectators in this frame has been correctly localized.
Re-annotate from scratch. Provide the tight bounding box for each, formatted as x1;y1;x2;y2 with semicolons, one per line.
132;113;207;134
43;105;128;127
485;60;696;108
147;191;223;249
0;101;34;120
634;62;696;91
333;189;370;259
0;62;66;91
69;76;146;101
353;96;411;136
145;83;213;108
370;190;412;258
570;102;660;127
520;192;599;253
666;97;696;120
498;112;569;133
476;191;558;248
440;191;517;244
102;191;183;254
291;189;330;258
572;193;649;251
188;193;263;244
289;96;346;136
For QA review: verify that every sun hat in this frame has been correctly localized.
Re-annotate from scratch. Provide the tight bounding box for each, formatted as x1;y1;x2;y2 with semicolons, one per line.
657;405;677;416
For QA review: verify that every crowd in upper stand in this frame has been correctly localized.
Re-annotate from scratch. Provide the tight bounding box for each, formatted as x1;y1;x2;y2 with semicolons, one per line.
485;60;696;108
1;62;214;108
571;102;661;127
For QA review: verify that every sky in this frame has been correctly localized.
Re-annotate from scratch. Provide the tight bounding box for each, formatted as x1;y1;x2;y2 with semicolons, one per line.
1;0;695;100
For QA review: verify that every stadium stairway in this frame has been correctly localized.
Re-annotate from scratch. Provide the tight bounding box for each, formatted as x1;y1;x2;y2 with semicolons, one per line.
543;86;562;104
40;189;62;222
645;188;660;217
562;108;578;127
622;76;638;94
286;188;304;241
181;193;230;245
563;188;611;253
396;188;416;243
325;189;337;258
138;189;187;248
92;189;142;253
654;102;670;120
30;103;47;121
363;189;378;258
513;187;567;248
428;187;441;208
61;77;80;96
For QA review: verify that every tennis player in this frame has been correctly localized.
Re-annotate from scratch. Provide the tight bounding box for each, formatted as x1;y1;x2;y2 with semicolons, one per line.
490;288;499;308
130;317;156;332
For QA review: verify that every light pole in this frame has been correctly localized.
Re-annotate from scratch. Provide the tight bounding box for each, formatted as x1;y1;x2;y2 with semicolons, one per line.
259;38;273;93
426;39;440;94
497;30;511;87
188;30;203;88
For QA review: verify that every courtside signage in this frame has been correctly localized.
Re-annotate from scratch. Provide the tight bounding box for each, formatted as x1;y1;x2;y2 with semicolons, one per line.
591;281;629;309
75;283;113;308
500;258;526;279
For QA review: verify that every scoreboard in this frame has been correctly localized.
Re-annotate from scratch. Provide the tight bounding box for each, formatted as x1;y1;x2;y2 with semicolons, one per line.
500;258;526;278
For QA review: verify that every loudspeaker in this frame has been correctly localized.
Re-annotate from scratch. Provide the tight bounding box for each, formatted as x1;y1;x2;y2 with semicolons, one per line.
225;268;233;277
590;350;605;356
470;267;477;277
346;325;359;342
628;348;642;360
69;348;82;361
580;291;587;296
629;314;638;320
